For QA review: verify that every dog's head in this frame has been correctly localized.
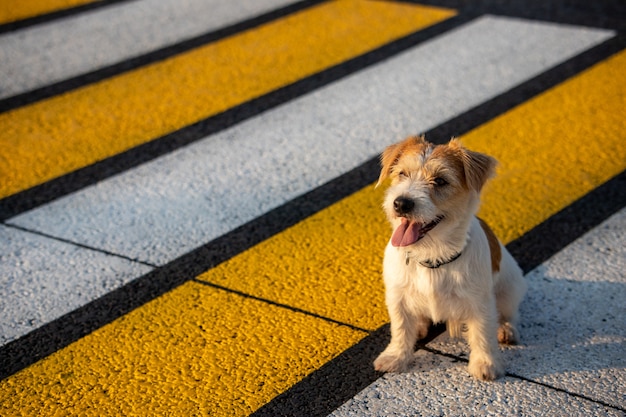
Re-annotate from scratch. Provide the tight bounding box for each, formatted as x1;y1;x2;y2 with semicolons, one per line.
377;136;496;247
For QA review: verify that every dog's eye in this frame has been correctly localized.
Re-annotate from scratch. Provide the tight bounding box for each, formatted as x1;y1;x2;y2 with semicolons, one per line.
433;177;448;187
398;171;408;179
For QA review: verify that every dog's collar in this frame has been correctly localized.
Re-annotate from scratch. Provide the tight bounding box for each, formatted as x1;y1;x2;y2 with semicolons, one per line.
405;248;464;268
418;250;463;269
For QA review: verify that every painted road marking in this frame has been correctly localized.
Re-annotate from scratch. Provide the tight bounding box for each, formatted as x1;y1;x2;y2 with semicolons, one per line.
7;16;612;266
0;225;152;345
0;281;367;416
0;0;454;199
0;0;96;25
2;45;624;416
332;347;617;417
471;48;626;244
0;0;302;100
512;208;626;410
198;50;626;331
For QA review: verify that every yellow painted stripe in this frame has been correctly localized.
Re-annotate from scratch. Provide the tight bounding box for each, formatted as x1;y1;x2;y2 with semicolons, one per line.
0;0;95;24
0;0;454;199
196;49;626;332
200;182;390;331
473;49;626;243
1;49;624;417
0;282;365;416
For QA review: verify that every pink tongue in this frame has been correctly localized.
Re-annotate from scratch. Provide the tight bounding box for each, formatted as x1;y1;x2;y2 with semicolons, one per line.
391;218;423;247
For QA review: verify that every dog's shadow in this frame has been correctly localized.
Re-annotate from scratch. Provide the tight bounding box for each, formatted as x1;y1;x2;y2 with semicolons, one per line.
421;266;624;372
511;265;625;376
409;265;625;407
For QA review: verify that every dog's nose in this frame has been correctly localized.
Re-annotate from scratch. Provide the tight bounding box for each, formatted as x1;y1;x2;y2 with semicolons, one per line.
393;196;414;214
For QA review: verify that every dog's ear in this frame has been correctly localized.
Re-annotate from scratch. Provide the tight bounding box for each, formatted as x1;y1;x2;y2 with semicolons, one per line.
377;136;426;187
377;142;403;187
449;139;497;192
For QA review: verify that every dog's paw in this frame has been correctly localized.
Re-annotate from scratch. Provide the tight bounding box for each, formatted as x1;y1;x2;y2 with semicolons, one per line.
468;356;504;381
497;322;519;345
373;351;412;373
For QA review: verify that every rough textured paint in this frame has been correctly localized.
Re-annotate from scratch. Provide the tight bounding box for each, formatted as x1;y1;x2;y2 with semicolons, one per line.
0;0;95;24
0;0;454;198
0;282;366;416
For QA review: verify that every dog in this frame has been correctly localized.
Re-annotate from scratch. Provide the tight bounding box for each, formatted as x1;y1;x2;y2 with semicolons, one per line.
373;135;527;381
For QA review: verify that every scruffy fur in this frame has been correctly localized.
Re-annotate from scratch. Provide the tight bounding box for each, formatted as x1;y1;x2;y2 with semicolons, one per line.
373;136;527;381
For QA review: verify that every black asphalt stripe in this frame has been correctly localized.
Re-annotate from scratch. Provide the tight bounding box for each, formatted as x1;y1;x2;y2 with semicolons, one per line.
508;170;626;274
250;323;447;417
244;169;626;417
394;0;626;31
0;30;624;381
0;0;328;113
426;34;625;140
0;12;474;221
0;0;135;35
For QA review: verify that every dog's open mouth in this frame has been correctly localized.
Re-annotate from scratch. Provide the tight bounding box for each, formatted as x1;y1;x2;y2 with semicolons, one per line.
391;216;443;247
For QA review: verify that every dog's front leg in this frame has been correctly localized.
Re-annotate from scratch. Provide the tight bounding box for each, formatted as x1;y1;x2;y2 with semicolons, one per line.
374;298;419;373
465;297;504;381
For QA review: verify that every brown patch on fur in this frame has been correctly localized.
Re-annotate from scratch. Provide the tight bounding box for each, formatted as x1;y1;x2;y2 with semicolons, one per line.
429;143;467;183
448;139;497;192
478;217;502;273
377;135;429;186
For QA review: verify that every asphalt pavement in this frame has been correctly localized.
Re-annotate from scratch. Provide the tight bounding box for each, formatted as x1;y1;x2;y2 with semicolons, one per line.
0;0;625;415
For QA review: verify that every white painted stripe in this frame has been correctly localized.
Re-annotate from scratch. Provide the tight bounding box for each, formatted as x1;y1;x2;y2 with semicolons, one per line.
0;0;298;99
331;207;626;415
8;16;613;267
330;352;618;416
0;225;152;345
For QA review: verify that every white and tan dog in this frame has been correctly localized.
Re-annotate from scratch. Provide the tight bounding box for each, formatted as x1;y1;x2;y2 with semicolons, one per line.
373;136;527;381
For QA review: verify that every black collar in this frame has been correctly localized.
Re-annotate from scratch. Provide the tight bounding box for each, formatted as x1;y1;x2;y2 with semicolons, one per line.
405;248;464;268
418;250;463;269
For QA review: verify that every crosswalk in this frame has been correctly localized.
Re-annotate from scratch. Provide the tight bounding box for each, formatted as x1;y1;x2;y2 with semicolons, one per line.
1;1;624;415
